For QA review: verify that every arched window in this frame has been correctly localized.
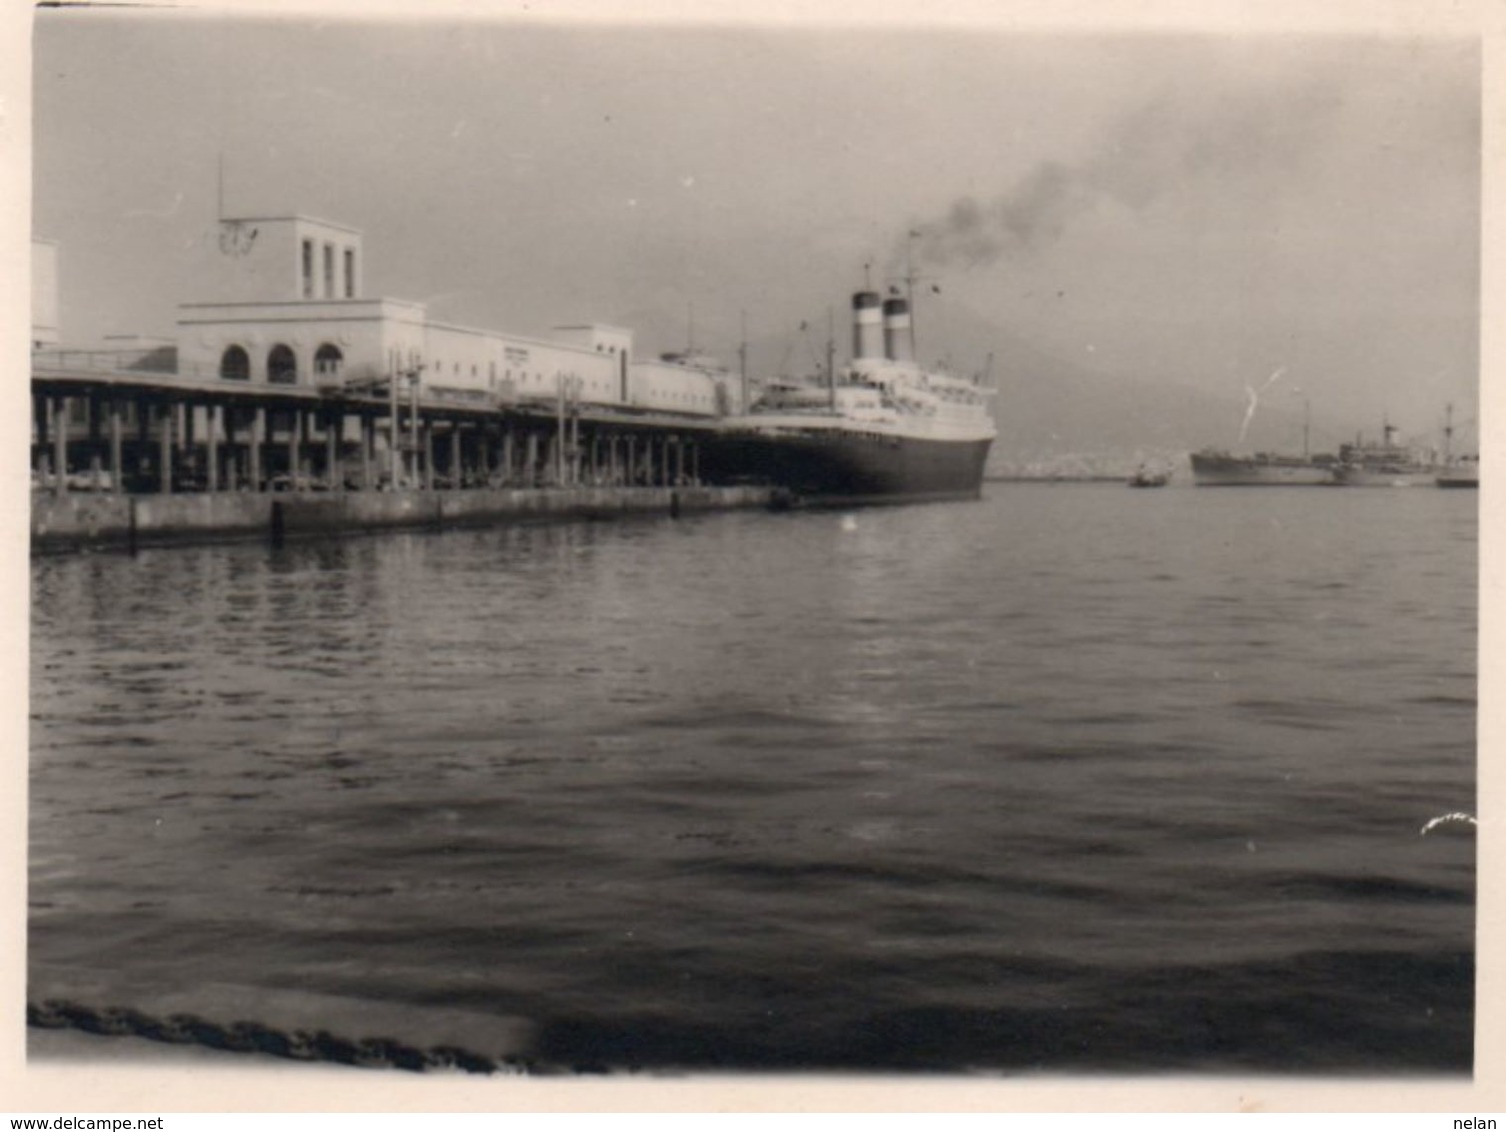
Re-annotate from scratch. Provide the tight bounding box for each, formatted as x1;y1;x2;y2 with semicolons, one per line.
268;344;298;385
220;345;250;381
314;343;344;377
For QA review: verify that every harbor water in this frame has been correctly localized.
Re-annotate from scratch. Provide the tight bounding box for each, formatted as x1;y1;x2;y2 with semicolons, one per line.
28;484;1477;1073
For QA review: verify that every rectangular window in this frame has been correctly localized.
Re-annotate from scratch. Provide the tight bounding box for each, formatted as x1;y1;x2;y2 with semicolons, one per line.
323;243;335;298
344;248;356;298
301;240;314;298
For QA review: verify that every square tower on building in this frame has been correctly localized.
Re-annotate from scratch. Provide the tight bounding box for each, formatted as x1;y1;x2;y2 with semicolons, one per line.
180;215;429;388
209;216;363;304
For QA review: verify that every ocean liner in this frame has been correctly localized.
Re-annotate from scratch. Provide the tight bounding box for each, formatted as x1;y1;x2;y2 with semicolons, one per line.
704;291;996;504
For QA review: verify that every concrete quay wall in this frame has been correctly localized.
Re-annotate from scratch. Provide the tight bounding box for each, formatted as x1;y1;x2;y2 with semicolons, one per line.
31;485;772;553
30;492;275;552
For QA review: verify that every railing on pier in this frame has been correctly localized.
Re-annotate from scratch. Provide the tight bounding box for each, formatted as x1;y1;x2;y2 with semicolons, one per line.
33;352;529;410
33;347;183;375
33;349;376;389
33;353;729;429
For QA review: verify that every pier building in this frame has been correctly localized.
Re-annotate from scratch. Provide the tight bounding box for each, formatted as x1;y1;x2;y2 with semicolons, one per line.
31;214;745;502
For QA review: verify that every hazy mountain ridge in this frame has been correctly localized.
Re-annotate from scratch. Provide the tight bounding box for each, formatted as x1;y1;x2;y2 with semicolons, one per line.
730;301;1335;473
648;295;1460;477
936;302;1346;463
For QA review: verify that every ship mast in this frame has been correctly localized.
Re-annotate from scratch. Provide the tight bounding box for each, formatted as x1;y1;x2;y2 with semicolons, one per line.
904;231;919;361
738;309;748;414
827;306;836;410
894;230;939;364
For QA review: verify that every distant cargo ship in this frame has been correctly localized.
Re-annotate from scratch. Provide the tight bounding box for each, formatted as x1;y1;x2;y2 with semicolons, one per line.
1189;449;1341;486
1435;458;1479;488
1433;407;1478;487
704;291;995;505
1332;422;1440;487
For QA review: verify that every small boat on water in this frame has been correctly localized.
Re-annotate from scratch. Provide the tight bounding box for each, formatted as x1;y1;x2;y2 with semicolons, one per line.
1128;466;1169;488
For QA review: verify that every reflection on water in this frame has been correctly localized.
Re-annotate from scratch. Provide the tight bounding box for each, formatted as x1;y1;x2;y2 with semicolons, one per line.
31;486;1476;1071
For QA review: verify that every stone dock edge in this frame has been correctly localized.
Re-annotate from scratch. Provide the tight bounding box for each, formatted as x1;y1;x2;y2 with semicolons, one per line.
31;484;775;554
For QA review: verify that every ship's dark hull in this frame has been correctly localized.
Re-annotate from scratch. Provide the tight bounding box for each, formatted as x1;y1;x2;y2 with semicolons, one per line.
702;428;993;505
1434;472;1479;489
1332;464;1441;487
1189;452;1340;486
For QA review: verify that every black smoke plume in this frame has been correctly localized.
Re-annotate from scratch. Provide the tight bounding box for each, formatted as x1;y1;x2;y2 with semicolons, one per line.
898;78;1345;273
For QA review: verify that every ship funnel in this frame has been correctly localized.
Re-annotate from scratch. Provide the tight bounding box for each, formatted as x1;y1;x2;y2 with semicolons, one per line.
852;291;884;361
882;297;913;363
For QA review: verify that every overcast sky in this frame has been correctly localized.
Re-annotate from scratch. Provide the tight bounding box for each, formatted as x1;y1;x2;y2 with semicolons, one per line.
27;5;1481;440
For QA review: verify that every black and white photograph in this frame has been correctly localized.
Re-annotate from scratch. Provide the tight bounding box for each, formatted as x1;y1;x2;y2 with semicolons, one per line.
7;0;1494;1111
